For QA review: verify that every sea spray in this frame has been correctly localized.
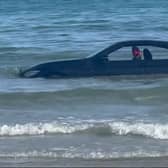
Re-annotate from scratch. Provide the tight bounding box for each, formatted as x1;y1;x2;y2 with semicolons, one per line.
1;120;168;139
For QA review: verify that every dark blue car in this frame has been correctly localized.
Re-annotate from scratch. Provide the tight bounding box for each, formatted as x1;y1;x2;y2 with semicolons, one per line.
19;40;168;78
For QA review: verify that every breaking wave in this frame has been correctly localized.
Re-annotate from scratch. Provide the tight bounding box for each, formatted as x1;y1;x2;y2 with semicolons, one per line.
1;120;168;139
0;149;168;159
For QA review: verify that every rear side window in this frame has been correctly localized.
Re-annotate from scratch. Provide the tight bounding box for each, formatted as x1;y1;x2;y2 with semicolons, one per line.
107;46;168;61
142;46;168;60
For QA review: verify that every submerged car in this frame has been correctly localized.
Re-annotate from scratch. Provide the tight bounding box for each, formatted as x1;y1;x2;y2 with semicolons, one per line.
19;40;168;78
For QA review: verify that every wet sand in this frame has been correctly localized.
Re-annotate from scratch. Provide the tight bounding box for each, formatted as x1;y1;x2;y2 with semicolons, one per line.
1;157;168;167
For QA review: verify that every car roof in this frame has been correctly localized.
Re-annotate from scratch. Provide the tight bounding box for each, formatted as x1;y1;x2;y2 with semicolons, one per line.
91;40;168;59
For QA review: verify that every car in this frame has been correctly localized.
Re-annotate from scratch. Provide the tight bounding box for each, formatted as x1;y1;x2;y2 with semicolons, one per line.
19;40;168;78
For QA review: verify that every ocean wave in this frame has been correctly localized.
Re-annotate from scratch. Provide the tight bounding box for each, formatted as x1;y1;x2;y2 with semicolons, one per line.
0;75;167;94
0;149;167;159
0;66;20;77
1;120;168;139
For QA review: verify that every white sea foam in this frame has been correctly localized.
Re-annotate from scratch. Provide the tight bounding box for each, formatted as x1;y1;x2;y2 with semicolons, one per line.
0;122;93;136
109;122;168;139
1;120;168;139
0;150;167;159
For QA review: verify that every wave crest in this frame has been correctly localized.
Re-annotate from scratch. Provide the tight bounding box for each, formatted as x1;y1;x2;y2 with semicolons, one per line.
0;150;167;159
1;120;168;139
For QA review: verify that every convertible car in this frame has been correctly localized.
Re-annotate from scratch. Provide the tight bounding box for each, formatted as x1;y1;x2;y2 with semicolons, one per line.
19;40;168;78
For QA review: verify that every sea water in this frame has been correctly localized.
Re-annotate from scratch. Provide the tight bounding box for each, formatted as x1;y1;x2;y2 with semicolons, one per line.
1;0;168;165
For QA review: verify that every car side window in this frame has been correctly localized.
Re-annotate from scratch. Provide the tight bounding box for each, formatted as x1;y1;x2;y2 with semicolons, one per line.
142;46;167;60
107;46;168;61
108;47;132;61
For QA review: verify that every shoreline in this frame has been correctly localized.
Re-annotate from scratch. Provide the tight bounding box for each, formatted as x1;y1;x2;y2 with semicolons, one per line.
1;156;168;167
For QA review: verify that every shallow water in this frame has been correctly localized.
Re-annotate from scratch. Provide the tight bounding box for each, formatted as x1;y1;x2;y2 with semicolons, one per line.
0;0;168;164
